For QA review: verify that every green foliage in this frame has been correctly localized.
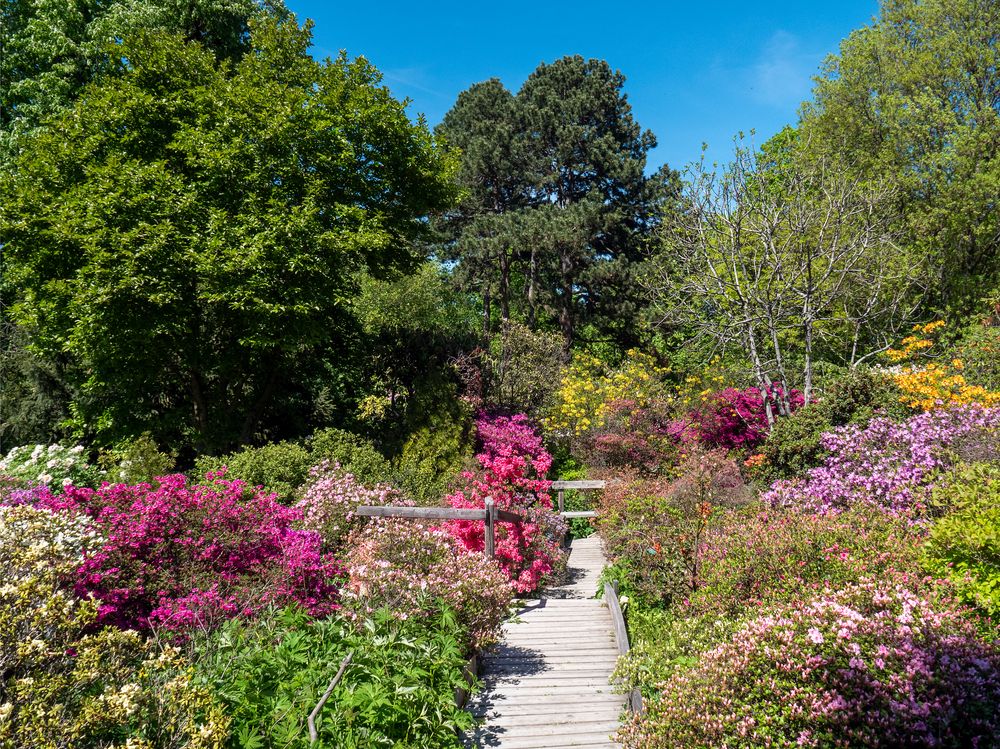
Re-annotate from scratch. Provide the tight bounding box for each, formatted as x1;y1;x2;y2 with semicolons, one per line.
1;15;457;454
800;0;1000;312
0;0;281;160
194;440;313;503
307;428;395;487
195;428;396;504
953;324;1000;393
99;434;177;485
191;606;473;749
613;608;741;702
925;462;1000;628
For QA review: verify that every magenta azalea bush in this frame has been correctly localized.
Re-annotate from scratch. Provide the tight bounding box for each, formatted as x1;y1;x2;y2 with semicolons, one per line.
35;472;343;630
764;405;1000;516
296;460;403;554
342;518;514;649
445;413;566;593
621;581;1000;749
672;386;805;451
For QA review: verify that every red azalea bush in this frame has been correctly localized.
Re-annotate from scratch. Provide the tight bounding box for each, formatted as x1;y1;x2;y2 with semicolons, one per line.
342;518;514;650
621;581;1000;749
36;472;343;630
444;413;566;593
672;386;805;451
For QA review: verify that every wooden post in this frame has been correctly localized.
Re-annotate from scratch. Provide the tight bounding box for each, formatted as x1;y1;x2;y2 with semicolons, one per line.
557;489;565;514
484;498;496;559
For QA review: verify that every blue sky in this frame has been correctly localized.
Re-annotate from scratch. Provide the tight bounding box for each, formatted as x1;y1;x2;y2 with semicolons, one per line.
289;1;879;172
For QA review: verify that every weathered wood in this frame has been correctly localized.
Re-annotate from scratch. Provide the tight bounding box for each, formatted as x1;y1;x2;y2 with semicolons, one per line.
355;505;486;520
550;480;606;490
495;508;524;524
464;537;625;749
558;489;565;513
560;510;597;519
484;498;496;559
603;581;643;715
308;651;353;744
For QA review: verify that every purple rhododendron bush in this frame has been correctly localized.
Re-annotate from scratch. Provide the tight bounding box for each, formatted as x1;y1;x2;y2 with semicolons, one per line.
764;405;1000;516
34;472;344;630
620;581;1000;749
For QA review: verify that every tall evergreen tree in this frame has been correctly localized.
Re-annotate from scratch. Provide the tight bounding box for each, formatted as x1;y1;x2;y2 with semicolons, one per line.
437;56;676;356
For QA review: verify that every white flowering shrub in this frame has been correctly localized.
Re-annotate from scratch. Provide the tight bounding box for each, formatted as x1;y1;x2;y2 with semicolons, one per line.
0;443;103;491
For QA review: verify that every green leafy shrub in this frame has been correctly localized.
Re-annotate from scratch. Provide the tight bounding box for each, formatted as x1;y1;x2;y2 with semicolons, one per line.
953;324;1000;392
613;609;741;702
192;606;473;749
691;505;924;619
194;428;397;505
925;462;1000;627
0;504;228;749
308;428;395;486
99;433;176;484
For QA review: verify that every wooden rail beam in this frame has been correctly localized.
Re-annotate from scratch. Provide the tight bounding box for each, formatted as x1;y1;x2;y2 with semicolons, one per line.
355;506;487;521
604;581;644;715
550;480;606;490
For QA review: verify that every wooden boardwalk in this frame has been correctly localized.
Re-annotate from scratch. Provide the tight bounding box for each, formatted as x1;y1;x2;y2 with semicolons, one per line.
464;536;624;748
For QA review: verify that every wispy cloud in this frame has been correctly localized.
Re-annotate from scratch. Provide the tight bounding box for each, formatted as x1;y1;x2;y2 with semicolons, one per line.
746;30;818;108
381;66;449;100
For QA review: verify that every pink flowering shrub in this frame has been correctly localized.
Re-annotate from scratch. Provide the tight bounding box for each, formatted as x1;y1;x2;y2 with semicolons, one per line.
621;581;1000;749
342;518;514;650
296;460;403;554
36;472;343;630
764;405;1000;516
444;413;567;593
672;386;805;451
690;507;925;619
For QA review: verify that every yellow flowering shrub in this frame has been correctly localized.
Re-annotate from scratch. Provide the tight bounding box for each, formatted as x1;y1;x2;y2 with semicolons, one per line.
544;350;670;437
886;321;1000;411
0;505;228;749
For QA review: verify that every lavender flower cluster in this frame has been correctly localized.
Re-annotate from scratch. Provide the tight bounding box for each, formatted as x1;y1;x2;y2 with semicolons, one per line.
763;405;1000;516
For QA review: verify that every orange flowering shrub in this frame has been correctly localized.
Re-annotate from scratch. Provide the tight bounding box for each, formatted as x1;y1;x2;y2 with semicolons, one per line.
887;321;1000;411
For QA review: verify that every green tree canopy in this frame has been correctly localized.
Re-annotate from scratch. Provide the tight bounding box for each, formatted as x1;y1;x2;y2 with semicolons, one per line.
0;0;285;160
1;14;457;454
798;0;1000;313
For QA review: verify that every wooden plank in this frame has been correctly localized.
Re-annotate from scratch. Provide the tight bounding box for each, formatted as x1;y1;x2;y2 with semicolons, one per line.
495;508;524;524
550;480;606;490
355;505;486;520
485;499;496;559
603;581;643;715
560;510;597;519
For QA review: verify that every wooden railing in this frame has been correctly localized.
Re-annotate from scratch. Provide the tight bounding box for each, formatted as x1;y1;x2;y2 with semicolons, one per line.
355;499;523;560
550;479;605;517
603;580;643;715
